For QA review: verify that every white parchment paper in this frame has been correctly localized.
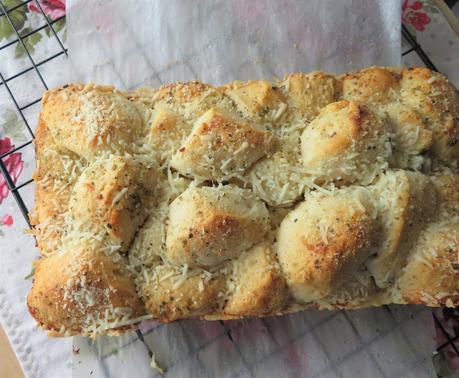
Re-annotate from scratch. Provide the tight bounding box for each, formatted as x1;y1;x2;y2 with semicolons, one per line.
67;0;401;87
66;0;436;376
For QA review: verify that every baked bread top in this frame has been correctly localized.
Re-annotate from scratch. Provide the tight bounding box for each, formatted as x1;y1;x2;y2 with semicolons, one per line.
28;66;459;337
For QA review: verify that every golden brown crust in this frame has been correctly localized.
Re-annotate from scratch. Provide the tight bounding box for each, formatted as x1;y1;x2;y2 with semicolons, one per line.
279;71;338;120
27;247;145;336
224;243;288;316
30;116;86;256
41;84;147;159
139;264;227;322
367;171;438;287
148;108;192;164
432;172;459;216
385;102;433;156
222;80;285;117
154;81;212;104
396;222;459;306
300;100;390;184
170;108;275;179
165;185;270;268
340;66;401;105
29;66;459;337
399;67;459;166
68;155;156;252
277;188;377;303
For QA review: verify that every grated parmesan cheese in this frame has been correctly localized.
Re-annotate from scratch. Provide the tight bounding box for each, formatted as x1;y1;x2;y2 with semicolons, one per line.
112;187;128;205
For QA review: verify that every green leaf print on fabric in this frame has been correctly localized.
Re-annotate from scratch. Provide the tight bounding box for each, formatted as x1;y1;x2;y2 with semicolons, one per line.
422;0;440;15
44;17;66;37
14;27;43;58
422;4;440;15
1;109;27;142
0;0;29;41
0;0;66;56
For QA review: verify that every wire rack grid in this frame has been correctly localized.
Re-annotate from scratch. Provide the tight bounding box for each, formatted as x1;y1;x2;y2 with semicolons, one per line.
0;0;457;374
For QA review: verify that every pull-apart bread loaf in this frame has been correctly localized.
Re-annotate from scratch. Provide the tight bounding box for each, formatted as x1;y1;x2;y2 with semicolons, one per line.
28;67;459;337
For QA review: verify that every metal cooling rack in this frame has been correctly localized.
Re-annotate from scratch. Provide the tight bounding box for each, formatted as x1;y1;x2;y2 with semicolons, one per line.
0;0;457;374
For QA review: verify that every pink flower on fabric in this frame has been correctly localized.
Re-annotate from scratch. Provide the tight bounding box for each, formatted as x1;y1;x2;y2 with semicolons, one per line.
0;137;24;203
446;348;459;370
402;0;431;31
28;0;66;20
1;214;13;226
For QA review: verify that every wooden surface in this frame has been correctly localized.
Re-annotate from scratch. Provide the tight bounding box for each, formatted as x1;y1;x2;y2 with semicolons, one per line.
0;325;24;378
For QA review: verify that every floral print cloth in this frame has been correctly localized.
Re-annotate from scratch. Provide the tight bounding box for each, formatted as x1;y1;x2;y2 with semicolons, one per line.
0;137;23;231
0;2;72;374
0;0;65;231
28;0;65;20
402;0;432;31
0;0;458;376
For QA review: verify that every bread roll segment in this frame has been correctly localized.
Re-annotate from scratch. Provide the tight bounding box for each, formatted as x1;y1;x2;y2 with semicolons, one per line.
396;222;459;306
165;185;270;268
41;84;147;159
68;155;157;252
29;66;459;337
27;246;145;337
341;66;401;105
399;67;459;166
277;187;377;303
224;243;288;316
279;71;338;120
170;107;275;179
367;171;438;288
300;100;391;184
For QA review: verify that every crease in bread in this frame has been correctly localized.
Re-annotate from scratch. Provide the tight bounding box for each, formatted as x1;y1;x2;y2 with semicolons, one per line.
28;66;459;337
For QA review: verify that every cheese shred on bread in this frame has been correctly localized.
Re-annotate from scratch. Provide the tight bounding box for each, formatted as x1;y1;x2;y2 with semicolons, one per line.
28;67;459;337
